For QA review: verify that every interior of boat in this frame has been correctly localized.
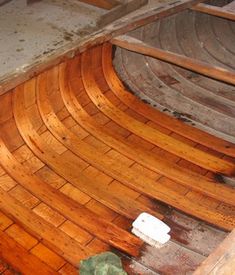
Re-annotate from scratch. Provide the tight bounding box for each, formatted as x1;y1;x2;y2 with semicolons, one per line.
0;0;234;274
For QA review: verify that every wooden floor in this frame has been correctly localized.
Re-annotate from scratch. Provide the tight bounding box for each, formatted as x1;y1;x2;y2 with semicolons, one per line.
114;4;235;141
0;43;234;274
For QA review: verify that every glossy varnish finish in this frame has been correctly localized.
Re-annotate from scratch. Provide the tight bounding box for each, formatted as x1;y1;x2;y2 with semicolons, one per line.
0;42;234;273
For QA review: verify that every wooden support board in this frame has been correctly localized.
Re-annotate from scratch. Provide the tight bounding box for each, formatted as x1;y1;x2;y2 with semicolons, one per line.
191;3;235;21
111;35;235;86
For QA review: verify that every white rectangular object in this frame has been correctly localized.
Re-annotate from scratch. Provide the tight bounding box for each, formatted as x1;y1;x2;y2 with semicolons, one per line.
132;213;171;247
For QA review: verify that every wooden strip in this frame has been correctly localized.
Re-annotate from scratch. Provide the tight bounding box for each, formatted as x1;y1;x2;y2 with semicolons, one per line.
193;229;235;274
37;68;161;219
13;82;148;222
102;43;235;158
61;58;218;192
111;35;235;86
0;230;57;275
81;49;235;175
77;0;120;10
61;59;235;231
191;3;235;21
38;67;235;207
0;138;141;256
0;187;91;265
98;0;148;27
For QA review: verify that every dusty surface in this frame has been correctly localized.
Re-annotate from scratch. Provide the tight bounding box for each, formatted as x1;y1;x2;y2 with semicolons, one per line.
0;0;105;80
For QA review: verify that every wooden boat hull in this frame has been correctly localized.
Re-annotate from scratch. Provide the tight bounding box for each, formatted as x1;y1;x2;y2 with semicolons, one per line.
0;8;235;271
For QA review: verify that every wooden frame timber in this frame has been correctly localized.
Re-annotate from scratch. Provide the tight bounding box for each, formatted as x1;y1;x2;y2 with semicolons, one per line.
191;2;235;21
111;35;235;86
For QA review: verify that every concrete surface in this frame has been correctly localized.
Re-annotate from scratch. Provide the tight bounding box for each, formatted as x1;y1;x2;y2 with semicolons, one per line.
0;0;105;80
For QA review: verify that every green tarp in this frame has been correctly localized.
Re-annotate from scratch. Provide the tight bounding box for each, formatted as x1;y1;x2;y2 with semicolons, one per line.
80;252;127;275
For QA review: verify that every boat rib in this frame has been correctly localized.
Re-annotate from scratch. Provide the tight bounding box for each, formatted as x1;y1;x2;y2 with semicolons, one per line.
0;27;235;272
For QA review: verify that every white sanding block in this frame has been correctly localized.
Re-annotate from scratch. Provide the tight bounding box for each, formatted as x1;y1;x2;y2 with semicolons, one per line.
132;213;171;247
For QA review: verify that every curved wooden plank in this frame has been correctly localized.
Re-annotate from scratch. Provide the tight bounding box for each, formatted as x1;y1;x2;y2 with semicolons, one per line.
0;186;91;265
37;68;162;219
102;43;235;158
0;137;142;257
38;65;235;207
13;81;152;224
81;48;235;176
0;230;57;275
60;57;235;231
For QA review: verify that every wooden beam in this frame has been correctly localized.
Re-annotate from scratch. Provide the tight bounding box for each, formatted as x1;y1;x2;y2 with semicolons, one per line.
98;0;148;27
111;35;235;86
191;3;235;21
77;0;120;10
193;229;235;274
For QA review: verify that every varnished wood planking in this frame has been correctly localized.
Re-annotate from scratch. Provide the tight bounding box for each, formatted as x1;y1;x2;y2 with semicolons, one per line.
37;65;235;212
13;82;151;223
61;58;222;190
0;187;91;265
102;43;235;158
0;230;57;275
0;34;235;273
37;68;162;218
80;49;235;206
60;55;235;230
81;49;235;176
0;137;142;256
